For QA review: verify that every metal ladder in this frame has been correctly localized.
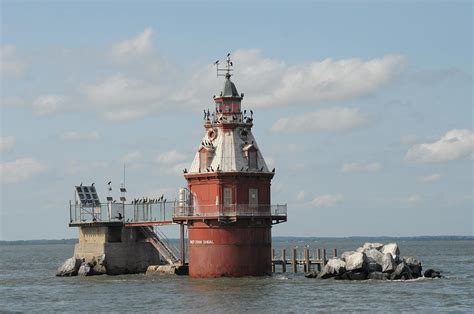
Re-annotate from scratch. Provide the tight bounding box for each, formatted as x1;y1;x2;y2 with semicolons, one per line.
139;226;180;265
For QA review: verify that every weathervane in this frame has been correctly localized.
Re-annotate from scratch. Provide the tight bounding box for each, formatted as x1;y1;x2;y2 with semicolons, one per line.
214;52;233;78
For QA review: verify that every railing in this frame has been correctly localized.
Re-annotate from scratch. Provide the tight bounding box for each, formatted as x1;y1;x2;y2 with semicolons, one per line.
69;201;176;224
173;204;287;219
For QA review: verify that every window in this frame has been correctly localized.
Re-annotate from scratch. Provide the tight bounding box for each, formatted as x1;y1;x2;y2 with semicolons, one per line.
199;150;207;171
248;150;257;169
249;188;258;207
224;188;232;207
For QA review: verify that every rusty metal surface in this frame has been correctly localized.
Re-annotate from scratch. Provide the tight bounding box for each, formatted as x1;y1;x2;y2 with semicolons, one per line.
188;222;272;277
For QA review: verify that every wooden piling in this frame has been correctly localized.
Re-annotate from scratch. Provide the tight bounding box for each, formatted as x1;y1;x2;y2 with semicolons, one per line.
292;247;297;273
304;248;310;272
333;248;337;258
323;248;327;266
272;248;276;273
282;248;286;273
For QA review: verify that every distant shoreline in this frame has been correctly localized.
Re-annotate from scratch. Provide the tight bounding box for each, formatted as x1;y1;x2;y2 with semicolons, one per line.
0;235;472;246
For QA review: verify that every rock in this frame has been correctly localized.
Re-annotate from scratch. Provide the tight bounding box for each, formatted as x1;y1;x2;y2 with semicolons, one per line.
424;269;442;278
365;249;384;265
305;270;319;278
367;271;390;280
366;262;382;273
146;264;178;275
381;243;400;260
390;262;413;280
340;251;356;262
381;253;397;273
317;258;346;279
347;270;368;280
92;255;107;275
78;262;92;276
403;257;422;278
56;257;81;277
356;242;384;253
345;252;367;271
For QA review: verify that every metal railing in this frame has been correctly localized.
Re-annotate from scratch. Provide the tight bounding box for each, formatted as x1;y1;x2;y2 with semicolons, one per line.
69;201;176;224
173;204;287;219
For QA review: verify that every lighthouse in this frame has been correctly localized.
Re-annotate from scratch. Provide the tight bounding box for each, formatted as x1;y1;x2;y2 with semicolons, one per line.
174;54;287;277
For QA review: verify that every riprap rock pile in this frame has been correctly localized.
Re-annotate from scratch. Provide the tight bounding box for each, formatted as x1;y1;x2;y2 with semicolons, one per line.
306;242;443;280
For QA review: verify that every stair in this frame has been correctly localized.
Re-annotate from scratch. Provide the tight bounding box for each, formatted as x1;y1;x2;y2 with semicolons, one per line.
139;226;180;265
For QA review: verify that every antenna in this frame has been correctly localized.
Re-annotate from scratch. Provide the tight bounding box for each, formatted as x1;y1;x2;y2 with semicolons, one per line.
215;52;234;78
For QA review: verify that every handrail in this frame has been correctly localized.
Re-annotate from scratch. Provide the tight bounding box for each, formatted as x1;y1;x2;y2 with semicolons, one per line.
173;203;287;218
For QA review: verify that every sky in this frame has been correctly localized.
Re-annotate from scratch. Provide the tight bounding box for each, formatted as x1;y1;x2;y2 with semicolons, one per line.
0;0;472;240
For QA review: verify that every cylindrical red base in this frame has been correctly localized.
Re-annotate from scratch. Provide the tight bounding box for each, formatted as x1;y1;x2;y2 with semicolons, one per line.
188;221;272;277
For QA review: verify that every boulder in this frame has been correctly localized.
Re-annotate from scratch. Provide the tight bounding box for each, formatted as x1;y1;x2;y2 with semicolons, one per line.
366;262;382;273
424;269;442;278
381;253;397;273
367;271;390;280
317;258;346;279
403;257;422;278
305;271;319;278
146;265;177;275
56;257;81;277
381;243;400;260
345;252;367;271
390;262;413;280
346;270;368;280
356;242;384;253
365;249;384;265
78;262;92;276
340;251;356;262
92;255;107;275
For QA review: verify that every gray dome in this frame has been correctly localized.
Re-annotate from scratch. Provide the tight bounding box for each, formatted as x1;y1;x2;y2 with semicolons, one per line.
221;77;240;97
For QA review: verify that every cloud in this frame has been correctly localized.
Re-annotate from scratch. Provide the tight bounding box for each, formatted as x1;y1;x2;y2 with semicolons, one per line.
405;129;474;162
32;95;67;115
0;136;15;153
82;74;162;121
399;194;422;205
400;134;419;145
155;150;188;164
271;107;370;134
310;193;343;208
110;28;153;62
60;131;99;141
0;158;47;184
121;151;143;163
0;45;27;78
296;190;305;201
232;50;405;108
418;174;441;183
63;160;109;176
341;162;382;173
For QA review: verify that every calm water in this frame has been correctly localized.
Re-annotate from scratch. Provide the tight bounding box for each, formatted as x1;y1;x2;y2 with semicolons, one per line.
1;238;473;312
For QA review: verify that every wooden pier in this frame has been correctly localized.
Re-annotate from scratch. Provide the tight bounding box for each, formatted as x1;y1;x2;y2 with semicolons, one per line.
271;247;338;273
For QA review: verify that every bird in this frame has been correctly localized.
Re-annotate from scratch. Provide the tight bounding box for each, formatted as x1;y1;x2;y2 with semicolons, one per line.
163;198;166;203
272;168;275;173
230;61;233;66
244;110;246;114
214;60;219;65
246;167;249;171
260;167;264;171
201;140;204;146
240;166;244;171
113;200;116;203
216;165;220;171
91;183;95;186
210;166;214;171
80;182;83;187
183;168;188;173
227;52;230;57
107;181;112;185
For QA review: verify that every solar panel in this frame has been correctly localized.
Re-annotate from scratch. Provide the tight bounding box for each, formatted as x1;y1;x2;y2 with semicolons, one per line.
120;196;126;202
106;197;113;202
75;186;101;206
120;187;127;193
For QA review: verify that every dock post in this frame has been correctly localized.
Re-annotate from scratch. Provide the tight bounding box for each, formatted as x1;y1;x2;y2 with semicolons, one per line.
292;247;297;273
304;248;310;272
316;248;321;271
282;248;286;273
333;248;337;258
179;223;185;265
323;248;327;266
272;248;276;273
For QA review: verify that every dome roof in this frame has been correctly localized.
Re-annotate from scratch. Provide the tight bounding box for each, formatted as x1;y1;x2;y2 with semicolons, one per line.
221;77;240;98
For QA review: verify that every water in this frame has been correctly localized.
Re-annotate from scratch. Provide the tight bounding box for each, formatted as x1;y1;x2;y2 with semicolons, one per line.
1;237;473;312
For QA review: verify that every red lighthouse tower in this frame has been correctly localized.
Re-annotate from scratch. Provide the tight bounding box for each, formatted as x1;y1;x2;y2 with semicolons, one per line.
174;55;287;277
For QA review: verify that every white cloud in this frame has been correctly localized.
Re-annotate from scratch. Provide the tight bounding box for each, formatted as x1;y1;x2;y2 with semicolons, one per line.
232;50;405;108
110;28;153;62
399;194;422;205
0;136;15;153
60;131;99;141
0;158;47;184
418;174;441;183
310;193;343;208
405;129;474;162
0;45;27;78
82;74;162;121
155;150;188;164
32;95;67;115
341;162;382;173
271;107;370;134
121;151;143;163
